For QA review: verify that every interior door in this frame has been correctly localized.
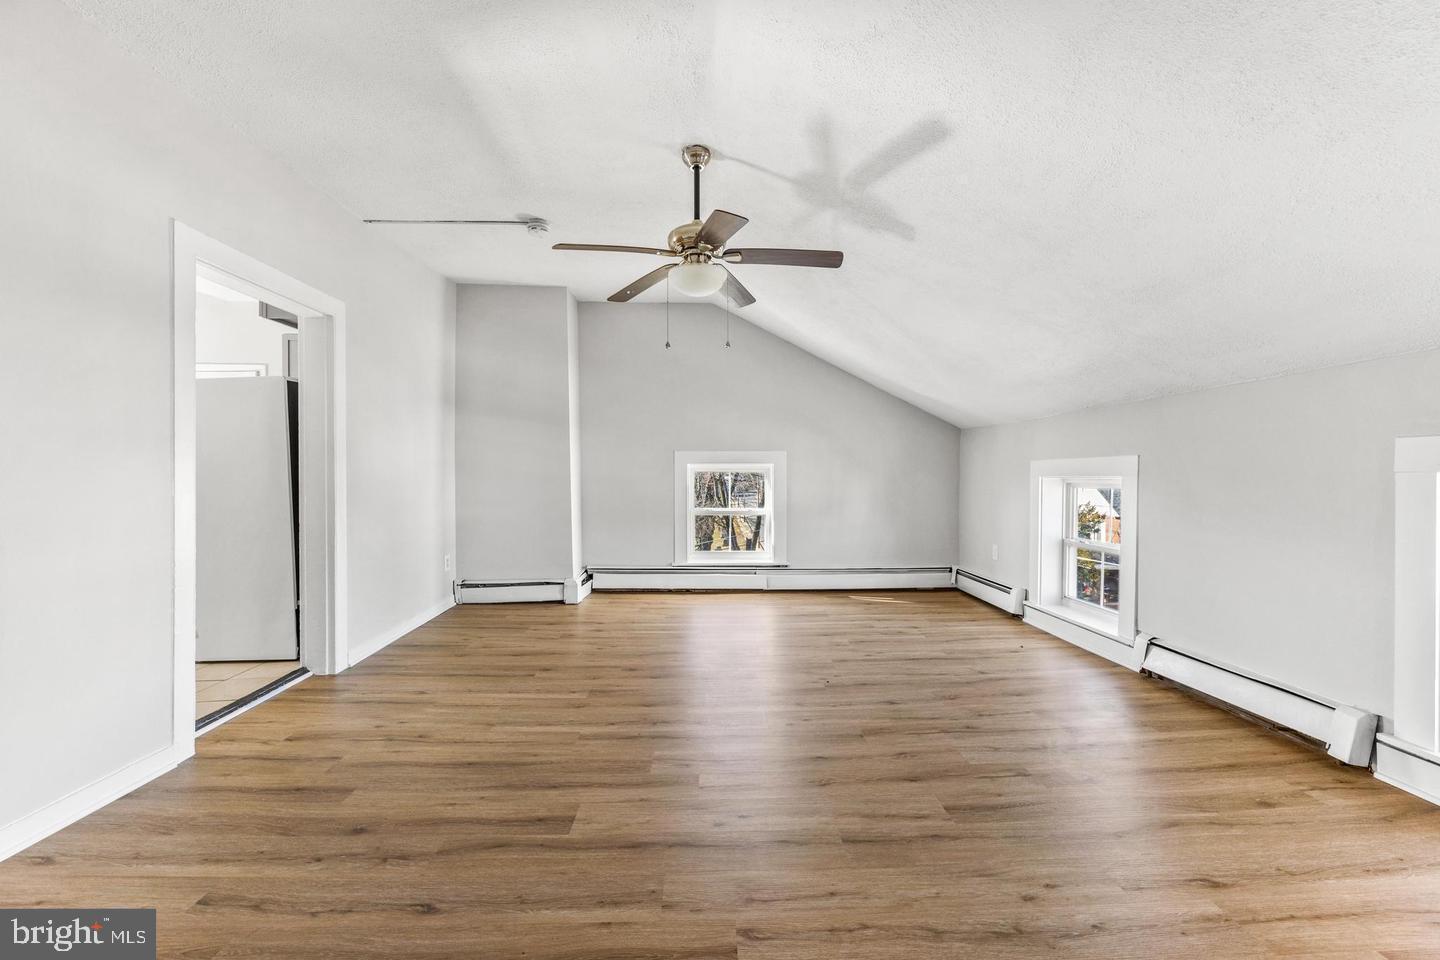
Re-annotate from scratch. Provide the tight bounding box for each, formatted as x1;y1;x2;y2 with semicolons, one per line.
196;376;298;660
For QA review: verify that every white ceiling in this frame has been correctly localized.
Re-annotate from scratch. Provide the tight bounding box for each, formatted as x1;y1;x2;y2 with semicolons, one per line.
71;0;1440;426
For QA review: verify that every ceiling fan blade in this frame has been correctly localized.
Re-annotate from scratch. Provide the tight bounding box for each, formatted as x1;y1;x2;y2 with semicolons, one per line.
554;243;675;256
724;248;844;268
720;267;757;308
696;210;749;249
608;263;676;302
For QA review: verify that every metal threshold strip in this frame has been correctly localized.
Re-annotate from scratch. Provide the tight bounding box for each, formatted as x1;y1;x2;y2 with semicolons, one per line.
196;666;309;733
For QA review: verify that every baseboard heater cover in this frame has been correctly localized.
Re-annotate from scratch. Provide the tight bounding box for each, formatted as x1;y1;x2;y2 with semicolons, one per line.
589;566;953;592
954;567;1026;615
455;580;565;604
1141;644;1376;766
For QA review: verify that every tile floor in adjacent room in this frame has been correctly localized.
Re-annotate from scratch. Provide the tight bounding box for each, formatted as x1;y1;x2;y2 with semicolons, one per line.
195;659;300;721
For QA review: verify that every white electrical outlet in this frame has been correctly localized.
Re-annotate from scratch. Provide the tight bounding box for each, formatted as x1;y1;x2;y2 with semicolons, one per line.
443;554;452;573
991;544;998;561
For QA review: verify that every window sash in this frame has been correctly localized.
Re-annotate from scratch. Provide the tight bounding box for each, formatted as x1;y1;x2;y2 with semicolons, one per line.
686;463;775;560
1064;480;1122;547
1063;541;1120;611
692;507;770;516
1062;537;1120;560
1063;477;1120;610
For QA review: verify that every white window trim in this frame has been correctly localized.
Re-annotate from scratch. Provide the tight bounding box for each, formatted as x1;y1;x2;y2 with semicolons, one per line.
1029;455;1138;644
1393;436;1440;754
674;451;787;566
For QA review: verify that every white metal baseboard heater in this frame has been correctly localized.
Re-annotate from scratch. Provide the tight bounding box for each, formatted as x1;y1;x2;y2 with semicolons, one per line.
454;570;592;605
951;570;1376;767
588;566;953;591
953;567;1026;615
1140;643;1376;767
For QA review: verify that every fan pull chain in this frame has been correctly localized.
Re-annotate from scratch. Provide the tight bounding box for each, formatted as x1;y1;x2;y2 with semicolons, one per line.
664;273;671;349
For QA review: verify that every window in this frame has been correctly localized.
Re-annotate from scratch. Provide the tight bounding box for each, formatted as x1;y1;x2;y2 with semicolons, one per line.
674;452;787;565
1063;482;1122;612
1029;456;1137;642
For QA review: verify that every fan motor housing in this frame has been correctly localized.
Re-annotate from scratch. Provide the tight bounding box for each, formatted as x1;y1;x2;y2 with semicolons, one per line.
667;219;705;254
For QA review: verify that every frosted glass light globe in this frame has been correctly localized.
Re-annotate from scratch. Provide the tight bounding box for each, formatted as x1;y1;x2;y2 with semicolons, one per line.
671;261;727;297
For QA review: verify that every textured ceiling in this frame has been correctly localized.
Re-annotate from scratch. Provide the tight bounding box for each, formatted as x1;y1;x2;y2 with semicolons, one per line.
69;0;1440;426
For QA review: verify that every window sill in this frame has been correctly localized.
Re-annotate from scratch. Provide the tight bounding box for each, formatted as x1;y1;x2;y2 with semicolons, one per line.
1032;600;1124;643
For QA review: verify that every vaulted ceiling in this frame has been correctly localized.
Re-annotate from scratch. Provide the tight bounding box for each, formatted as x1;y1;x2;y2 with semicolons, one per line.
70;0;1440;425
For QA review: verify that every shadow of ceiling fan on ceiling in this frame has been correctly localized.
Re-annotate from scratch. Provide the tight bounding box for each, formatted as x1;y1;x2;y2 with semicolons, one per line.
726;116;952;242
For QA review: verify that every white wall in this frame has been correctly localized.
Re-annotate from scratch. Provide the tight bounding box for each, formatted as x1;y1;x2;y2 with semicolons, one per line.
0;0;454;832
195;292;290;376
579;302;961;568
454;285;581;582
958;348;1440;718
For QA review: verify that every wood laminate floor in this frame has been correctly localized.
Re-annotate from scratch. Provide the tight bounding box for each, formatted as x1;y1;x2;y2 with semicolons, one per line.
4;591;1439;958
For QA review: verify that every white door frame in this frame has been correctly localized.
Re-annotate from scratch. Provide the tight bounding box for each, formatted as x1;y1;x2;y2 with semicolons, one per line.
172;221;348;758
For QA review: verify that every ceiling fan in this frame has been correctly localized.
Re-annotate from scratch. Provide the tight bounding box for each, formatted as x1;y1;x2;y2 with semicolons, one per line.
552;144;843;307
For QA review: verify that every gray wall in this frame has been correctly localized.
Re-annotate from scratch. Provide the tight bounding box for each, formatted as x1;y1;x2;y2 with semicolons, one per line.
455;285;582;582
579;302;962;568
0;0;455;830
958;348;1440;718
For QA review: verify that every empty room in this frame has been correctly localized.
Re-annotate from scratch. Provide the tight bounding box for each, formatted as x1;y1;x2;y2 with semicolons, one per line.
2;1;1438;957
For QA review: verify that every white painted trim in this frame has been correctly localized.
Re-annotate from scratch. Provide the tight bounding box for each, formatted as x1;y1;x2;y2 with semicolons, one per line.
591;568;951;592
1022;602;1145;670
0;746;184;862
347;598;455;667
564;576;593;604
1028;455;1139;643
1393;435;1440;754
173;222;349;766
673;451;788;566
1394;435;1440;473
1375;734;1440;806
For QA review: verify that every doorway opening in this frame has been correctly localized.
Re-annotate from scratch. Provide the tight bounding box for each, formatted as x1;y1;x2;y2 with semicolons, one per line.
173;223;348;751
193;269;304;727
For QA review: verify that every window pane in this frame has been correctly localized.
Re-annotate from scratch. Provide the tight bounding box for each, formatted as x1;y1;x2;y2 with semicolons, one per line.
1073;549;1102;605
692;514;767;553
1071;485;1121;546
693;470;767;508
1102;564;1120;611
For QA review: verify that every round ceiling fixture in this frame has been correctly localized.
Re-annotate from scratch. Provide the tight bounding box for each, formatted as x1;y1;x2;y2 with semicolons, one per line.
671;260;727;297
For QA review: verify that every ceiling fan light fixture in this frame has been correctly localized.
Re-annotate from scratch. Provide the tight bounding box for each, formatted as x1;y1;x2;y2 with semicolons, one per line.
670;260;727;298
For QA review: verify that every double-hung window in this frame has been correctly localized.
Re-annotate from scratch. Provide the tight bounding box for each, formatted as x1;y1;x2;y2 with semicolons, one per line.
1029;456;1137;642
674;452;787;565
1063;482;1122;612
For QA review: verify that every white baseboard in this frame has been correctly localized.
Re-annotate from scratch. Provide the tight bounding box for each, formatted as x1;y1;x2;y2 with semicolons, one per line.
1375;735;1440;806
589;567;953;592
1022;603;1145;670
0;744;185;862
348;596;455;666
